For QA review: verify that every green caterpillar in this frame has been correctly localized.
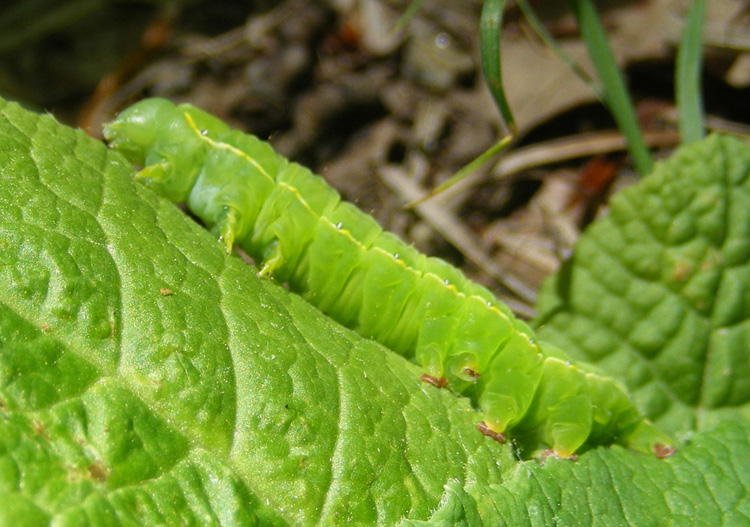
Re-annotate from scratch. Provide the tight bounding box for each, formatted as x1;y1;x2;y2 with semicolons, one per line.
103;98;674;459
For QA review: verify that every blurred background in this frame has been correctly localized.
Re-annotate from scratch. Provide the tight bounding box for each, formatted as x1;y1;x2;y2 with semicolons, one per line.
2;0;748;316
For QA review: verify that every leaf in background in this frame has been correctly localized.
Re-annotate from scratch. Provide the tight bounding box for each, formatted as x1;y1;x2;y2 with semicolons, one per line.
534;134;750;440
1;97;749;525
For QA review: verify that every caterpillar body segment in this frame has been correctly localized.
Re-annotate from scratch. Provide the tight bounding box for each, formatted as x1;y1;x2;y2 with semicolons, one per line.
104;98;674;459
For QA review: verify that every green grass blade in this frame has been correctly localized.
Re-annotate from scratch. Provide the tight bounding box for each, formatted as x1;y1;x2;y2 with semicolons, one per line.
480;0;515;132
676;0;706;143
567;0;653;176
404;135;513;208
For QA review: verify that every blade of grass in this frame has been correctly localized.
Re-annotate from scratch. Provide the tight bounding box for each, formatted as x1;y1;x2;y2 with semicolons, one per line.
480;0;515;132
567;0;653;176
404;135;513;208
676;0;706;143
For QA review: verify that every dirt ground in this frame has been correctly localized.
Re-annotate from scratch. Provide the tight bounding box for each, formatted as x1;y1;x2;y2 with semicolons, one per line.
2;0;749;317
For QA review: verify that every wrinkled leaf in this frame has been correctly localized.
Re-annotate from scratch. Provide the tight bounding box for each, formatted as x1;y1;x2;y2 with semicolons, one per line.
535;133;750;440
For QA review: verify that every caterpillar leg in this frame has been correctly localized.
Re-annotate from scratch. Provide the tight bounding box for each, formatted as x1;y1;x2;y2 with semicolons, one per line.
416;342;449;386
258;241;283;277
408;272;486;386
476;422;506;443
478;354;593;458
477;332;545;436
420;374;448;388
584;369;676;458
525;359;594;459
136;157;203;203
653;443;676;459
540;449;578;462
135;161;171;183
251;185;325;281
443;294;518;385
541;394;593;459
623;420;676;458
216;206;242;253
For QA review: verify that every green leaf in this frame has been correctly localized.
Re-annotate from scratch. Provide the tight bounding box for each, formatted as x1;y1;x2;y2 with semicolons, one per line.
534;134;750;439
1;97;749;525
0;96;513;525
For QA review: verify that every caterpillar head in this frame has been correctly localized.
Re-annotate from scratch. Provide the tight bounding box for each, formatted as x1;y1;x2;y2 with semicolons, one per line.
104;98;232;202
103;98;177;165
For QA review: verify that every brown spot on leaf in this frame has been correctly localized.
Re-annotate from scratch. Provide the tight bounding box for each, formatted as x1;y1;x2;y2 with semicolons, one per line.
87;462;109;482
671;261;692;282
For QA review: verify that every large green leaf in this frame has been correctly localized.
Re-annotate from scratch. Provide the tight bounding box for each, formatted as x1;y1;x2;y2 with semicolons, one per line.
1;97;749;525
534;134;750;440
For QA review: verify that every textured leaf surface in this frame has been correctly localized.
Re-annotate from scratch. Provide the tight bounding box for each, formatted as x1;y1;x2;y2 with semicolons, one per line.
534;134;750;439
0;98;748;526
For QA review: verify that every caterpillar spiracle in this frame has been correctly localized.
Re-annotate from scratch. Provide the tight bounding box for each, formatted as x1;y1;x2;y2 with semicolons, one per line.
103;98;674;459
